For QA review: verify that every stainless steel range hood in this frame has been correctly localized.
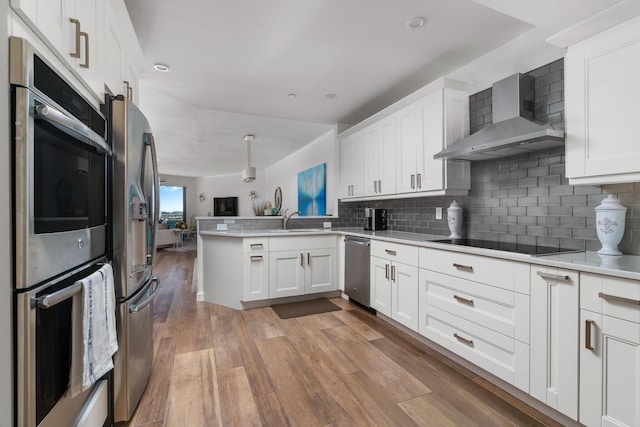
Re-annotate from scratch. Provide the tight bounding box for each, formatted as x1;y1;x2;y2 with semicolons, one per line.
434;73;564;161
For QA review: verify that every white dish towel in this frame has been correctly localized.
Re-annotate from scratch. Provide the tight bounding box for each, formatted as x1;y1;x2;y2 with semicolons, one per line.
69;264;119;397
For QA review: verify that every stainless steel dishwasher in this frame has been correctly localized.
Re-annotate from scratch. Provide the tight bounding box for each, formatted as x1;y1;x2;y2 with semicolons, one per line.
344;236;371;308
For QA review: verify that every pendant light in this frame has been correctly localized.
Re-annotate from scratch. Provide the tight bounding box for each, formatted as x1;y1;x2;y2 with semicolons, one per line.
242;134;256;182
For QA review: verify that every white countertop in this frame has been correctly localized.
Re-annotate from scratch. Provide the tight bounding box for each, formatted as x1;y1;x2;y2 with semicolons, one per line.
199;227;640;281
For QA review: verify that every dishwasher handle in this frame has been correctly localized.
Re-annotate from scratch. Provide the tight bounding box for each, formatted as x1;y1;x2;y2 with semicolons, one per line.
344;236;370;246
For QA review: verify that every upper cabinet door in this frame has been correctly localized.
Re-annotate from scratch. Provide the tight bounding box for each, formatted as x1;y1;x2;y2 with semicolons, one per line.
395;104;419;194
566;15;640;185
340;131;364;199
11;0;66;51
104;0;125;97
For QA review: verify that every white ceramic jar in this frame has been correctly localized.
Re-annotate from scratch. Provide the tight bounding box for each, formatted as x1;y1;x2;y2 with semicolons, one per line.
447;200;462;239
595;194;626;256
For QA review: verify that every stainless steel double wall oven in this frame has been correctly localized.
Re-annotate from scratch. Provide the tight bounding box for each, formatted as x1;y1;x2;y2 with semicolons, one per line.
11;37;112;427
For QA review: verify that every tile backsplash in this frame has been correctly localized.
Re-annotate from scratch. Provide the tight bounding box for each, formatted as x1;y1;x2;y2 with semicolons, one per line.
336;58;640;255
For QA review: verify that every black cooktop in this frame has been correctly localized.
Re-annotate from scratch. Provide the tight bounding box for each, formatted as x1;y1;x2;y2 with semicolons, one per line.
432;239;583;256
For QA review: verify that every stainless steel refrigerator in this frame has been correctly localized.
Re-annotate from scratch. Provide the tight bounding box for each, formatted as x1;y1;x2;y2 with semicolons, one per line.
106;95;161;422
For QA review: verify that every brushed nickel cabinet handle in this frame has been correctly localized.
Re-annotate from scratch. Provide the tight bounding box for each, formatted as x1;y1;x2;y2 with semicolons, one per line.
585;320;595;351
453;295;474;306
599;292;640;307
69;18;81;58
300;253;304;266
385;264;389;279
307;252;310;265
124;80;130;99
80;31;89;68
250;243;263;249
536;271;571;282
378;180;382;192
417;173;422;189
373;181;377;193
453;263;473;272
411;174;415;189
454;333;473;347
391;265;396;282
128;84;133;101
250;256;262;262
385;249;397;256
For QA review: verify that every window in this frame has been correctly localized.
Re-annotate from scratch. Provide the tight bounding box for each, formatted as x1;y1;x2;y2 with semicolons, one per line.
160;185;185;223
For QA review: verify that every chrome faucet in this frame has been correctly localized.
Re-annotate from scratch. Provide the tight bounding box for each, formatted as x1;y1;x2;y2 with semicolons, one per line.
283;209;301;230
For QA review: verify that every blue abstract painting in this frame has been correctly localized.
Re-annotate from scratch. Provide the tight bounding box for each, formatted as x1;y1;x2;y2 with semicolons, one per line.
298;163;326;216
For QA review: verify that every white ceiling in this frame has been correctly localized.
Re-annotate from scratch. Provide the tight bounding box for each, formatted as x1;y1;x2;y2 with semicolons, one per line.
124;0;622;178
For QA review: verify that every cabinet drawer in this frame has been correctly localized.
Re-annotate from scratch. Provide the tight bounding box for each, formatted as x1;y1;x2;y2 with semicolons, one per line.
581;272;640;324
371;241;419;266
269;235;336;251
420;270;529;342
243;237;269;252
420;248;529;293
419;303;529;391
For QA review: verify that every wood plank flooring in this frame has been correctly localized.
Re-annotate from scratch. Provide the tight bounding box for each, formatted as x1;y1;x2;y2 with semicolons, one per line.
118;249;562;427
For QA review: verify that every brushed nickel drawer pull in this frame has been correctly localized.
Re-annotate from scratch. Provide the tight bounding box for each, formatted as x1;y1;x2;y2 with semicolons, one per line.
250;243;263;249
80;30;89;68
391;265;396;282
453;263;473;272
250;256;263;262
454;333;473;347
69;18;81;58
598;292;640;307
300;253;304;266
385;264;389;279
536;271;571;282
385;249;397;256
453;295;474;306
585;320;595;351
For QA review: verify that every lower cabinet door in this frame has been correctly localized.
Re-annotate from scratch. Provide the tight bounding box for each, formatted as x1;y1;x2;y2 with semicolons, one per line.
580;309;640;427
243;253;269;301
530;268;579;420
269;250;304;298
305;248;336;294
371;256;391;317
391;262;419;331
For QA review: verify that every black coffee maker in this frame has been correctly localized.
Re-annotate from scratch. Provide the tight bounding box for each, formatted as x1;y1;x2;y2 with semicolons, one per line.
364;208;387;231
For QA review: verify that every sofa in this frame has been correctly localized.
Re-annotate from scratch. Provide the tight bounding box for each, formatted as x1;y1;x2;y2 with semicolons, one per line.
156;226;178;248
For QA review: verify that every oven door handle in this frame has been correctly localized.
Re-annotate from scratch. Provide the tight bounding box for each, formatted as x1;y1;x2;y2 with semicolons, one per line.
35;282;83;309
129;277;160;314
34;102;112;155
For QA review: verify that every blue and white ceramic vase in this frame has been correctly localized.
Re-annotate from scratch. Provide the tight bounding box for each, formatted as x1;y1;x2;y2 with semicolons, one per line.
595;194;626;256
447;200;462;239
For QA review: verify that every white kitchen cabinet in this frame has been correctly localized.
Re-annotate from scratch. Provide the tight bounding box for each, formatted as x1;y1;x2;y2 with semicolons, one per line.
64;0;104;96
363;116;396;197
11;0;105;99
340;130;364;199
242;238;269;302
566;15;640;185
269;248;336;298
418;247;530;391
396;87;470;195
269;250;306;298
103;0;143;103
269;236;337;298
529;267;579;420
579;273;640;427
370;241;419;331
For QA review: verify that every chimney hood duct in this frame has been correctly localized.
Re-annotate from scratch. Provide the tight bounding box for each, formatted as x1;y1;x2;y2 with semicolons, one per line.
433;73;564;161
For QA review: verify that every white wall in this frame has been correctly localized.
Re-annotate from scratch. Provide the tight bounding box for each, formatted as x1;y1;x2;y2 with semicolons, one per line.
264;129;338;216
194;171;267;217
1;1;13;424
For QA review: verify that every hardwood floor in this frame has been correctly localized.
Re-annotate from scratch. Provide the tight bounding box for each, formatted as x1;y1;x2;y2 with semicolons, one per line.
119;249;562;427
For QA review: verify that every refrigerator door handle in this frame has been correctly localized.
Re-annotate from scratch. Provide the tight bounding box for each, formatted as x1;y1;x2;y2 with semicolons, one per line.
129;277;160;314
142;132;160;266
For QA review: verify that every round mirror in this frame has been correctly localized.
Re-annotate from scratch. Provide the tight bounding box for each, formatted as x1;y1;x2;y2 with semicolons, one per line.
274;187;282;210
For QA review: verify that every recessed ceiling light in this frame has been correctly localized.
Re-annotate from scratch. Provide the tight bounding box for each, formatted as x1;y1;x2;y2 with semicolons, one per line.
406;16;426;29
325;93;337;100
153;63;170;72
288;93;297;99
